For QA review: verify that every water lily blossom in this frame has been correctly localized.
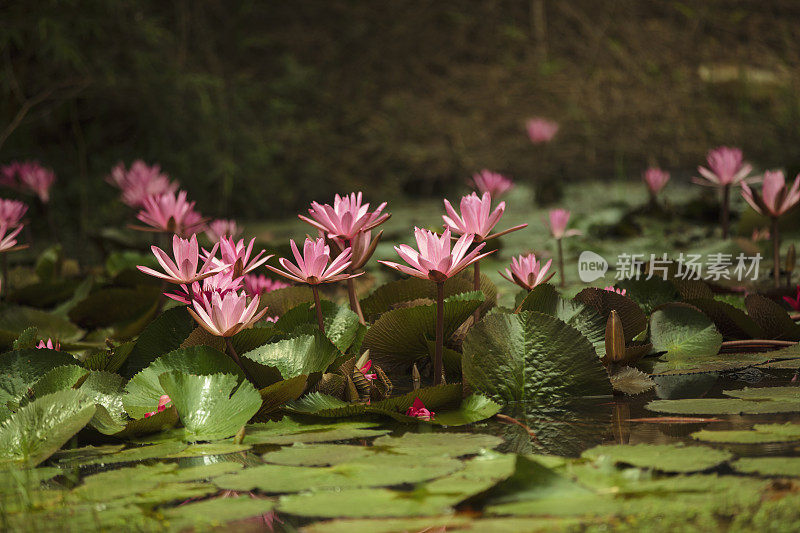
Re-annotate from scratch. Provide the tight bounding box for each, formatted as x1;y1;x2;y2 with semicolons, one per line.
643;167;670;199
741;170;800;287
244;274;289;297
138;234;223;285
299;192;389;240
546;209;580;288
167;269;243;305
405;398;434;421
526;117;559;144
0;199;27;228
784;286;800;311
694;146;752;239
359;360;377;381
2;161;56;203
188;290;268;337
108;161;178;208
36;338;61;351
500;253;554;291
144;395;172;418
205;219;241;242
471;170;514;198
443;192;527;242
210;237;271;278
0;223;25;253
135;190;204;236
604;286;627;295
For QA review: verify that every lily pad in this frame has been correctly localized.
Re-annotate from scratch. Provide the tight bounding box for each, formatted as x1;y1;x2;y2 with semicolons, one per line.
160;495;275;530
278;488;456;518
574;288;647;342
238;419;390;445
650;304;722;360
616;278;680;314
687;298;763;339
120;307;195;378
372;432;503;458
745;293;800;340
0;305;84;350
692;423;800;444
241;332;340;388
262;443;375;466
646;398;800;415
166;443;252;457
581;443;732;472
0;348;77;419
724;386;800;401
60;441;188;466
277;300;362;353
733;457;800;476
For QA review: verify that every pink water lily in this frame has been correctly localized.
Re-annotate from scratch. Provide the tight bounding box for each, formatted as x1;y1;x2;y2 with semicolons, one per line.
379;227;491;283
244;274;289;297
526;117;559;144
36;338;61;351
0;199;27;228
784;286;800;311
138;234;224;285
2;161;56;203
167;269;244;305
299;192;390;240
643;167;670;196
546;209;580;240
205;219;241;242
189;290;268;337
500;253;554;291
108;161;178;208
604;286;627;295
266;238;357;285
741;170;800;218
405;398;434;421
359;360;377;381
471;170;514;198
135;190;204;236
208;237;271;278
0;224;25;253
443;192;526;242
694;147;752;187
144;395;172;418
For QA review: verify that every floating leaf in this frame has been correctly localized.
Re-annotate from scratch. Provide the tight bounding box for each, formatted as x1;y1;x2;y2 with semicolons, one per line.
372;432;503;457
650;304;722;360
692;423;800;443
0;306;84;350
60;441;188;467
258;374;308;416
28;364;89;399
278;488;456;518
687;298;763;339
69;286;162;328
646;398;800;415
0;389;96;466
616;278;680;314
159;372;262;441
278;300;362;352
166;442;252;457
723;386;800;401
238;419;390;445
160;495;275;530
120;307;195;378
582;443;732;472
263;443;375;466
574;288;647;342
241;332;339;387
745;294;800;340
0;349;78;420
733;457;800;476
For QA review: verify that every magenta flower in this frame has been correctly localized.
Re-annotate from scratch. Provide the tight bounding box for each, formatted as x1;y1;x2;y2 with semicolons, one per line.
266;238;357;285
135;190;204;236
526;117;559;144
208;237;271;278
784;286;800;311
167;270;244;305
359;360;377;381
379;228;490;283
471;170;514;198
695;147;752;187
443;192;526;242
36;338;61;351
643;167;670;196
500;253;554;291
138;234;223;285
108;161;178;208
741;171;800;218
205;219;241;242
0;224;24;253
299;192;389;240
604;286;627;295
0;199;27;228
189;290;268;337
2;161;55;203
244;274;290;297
546;209;580;240
405;398;434;421
144;395;172;418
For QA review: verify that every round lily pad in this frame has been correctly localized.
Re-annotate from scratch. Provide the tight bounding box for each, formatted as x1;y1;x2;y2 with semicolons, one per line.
262;443;375;466
692;423;800;444
733;457;800;477
371;432;503;457
278;488;455;518
581;443;732;473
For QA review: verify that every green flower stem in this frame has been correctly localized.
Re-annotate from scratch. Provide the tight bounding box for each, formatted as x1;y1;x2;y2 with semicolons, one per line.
472;260;481;324
721;184;731;239
557;237;565;287
434;281;445;385
346;277;365;325
772;216;781;289
312;284;325;334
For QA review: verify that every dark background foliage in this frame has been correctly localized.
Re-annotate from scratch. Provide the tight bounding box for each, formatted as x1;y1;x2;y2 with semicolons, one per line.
3;0;800;228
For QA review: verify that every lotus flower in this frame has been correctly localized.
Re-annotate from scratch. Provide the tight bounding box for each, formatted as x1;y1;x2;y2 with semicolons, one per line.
752;228;770;242
205;219;241;242
471;170;514;198
604;286;627;295
36;338;61;351
188;290;269;337
546;209;580;240
784;286;800;311
0;199;27;228
0;224;24;253
144;395;172;418
359;360;377;381
167;269;244;305
741;171;800;218
405;398;434;421
443;192;526;242
108;161;178;208
299;192;389;240
208;237;271;278
643;167;670;196
500;253;554;291
266;238;357;285
2;161;55;203
244;274;290;297
526;117;559;144
135;190;204;236
138;234;223;285
695;147;752;187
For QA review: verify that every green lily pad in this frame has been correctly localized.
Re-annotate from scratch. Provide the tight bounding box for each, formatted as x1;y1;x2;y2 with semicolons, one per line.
258;285;314;316
650;304;722;360
160;495;275;531
166;443;252;457
461;311;611;405
302;516;474;533
120;307;195;378
724;386;800;401
28;364;89;398
277;300;362;353
0;389;96;466
733;457;800;476
239;419;390;445
745;294;800;340
263;443;375;466
278;488;456;518
692;423;800;443
687;298;763;339
59;441;188;467
159;372;262;441
257;374;308;416
0;348;77;420
573;288;647;342
0;305;84;350
372;432;503;457
616;278;680;314
68;286;162;328
241;332;340;388
646;398;800;415
581;443;732;472
123;345;244;419
422;451;517;503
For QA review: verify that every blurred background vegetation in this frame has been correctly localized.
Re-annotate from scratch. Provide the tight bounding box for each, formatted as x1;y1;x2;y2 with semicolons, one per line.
3;0;800;233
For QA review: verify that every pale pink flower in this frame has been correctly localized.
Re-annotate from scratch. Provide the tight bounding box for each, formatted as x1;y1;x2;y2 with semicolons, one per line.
751;228;770;242
135;190;204;236
299;192;390;240
0;199;27;227
499;253;554;291
138;234;223;285
205;219;241;242
643;167;670;196
207;237;271;278
359;360;377;381
188;290;268;337
167;269;244;305
36;338;61;351
0;162;20;187
443;192;526;241
244;274;290;297
604;286;627;295
379;227;491;282
741;170;800;218
526;117;559;144
108;161;178;208
144;395;172;418
546;209;581;240
0;224;24;253
339;229;382;271
18;163;55;203
266;237;358;285
694;147;752;187
405;397;434;420
471;170;514;198
265;315;279;323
